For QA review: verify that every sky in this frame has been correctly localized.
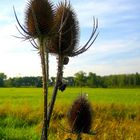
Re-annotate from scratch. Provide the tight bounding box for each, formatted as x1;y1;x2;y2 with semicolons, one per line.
0;0;140;78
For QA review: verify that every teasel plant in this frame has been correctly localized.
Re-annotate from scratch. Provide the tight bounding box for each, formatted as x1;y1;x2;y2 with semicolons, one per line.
14;0;98;139
67;95;96;140
13;0;54;139
47;0;99;128
59;94;103;140
47;1;79;127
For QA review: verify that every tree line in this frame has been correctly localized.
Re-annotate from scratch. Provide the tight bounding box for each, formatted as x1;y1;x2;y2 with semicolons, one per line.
0;71;140;88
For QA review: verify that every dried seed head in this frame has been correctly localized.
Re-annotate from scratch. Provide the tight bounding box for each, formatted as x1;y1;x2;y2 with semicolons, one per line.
25;0;54;37
48;1;79;55
68;95;93;134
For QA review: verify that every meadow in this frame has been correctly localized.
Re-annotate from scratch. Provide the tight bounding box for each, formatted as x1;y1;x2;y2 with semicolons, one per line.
0;88;140;140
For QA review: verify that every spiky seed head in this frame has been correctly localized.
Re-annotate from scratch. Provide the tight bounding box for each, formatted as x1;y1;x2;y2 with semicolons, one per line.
67;95;93;134
49;1;79;55
25;0;54;37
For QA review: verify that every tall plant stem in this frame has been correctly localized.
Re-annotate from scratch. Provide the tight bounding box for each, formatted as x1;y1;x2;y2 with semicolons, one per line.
39;38;48;140
47;55;63;127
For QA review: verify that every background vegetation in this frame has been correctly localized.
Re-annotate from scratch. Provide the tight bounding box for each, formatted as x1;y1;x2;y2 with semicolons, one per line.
0;71;140;88
0;88;140;139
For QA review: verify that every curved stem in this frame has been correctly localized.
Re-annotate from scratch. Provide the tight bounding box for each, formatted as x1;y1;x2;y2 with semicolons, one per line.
47;55;64;127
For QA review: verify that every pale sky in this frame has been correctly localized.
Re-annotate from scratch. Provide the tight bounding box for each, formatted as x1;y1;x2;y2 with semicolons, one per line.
0;0;140;77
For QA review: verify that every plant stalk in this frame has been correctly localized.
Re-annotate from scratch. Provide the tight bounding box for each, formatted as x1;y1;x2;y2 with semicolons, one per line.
39;38;48;140
47;55;63;127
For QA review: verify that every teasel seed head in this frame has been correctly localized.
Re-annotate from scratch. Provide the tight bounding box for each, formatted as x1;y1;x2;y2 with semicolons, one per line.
67;95;93;134
48;1;79;55
25;0;54;38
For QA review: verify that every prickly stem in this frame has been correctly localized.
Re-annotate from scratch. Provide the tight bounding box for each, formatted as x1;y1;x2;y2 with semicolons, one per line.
39;38;48;140
47;55;64;127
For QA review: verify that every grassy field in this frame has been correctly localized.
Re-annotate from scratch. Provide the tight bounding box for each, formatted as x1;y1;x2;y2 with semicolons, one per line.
0;88;140;139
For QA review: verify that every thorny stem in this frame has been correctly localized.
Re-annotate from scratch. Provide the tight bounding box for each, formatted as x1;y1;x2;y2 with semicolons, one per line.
47;55;64;127
39;38;48;140
47;9;64;127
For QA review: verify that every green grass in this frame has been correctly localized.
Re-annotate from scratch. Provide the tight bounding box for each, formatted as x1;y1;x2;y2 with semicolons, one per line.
0;88;140;139
0;87;140;106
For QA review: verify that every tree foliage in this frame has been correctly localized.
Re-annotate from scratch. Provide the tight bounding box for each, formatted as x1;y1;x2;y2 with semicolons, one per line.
4;76;42;87
1;72;140;88
74;71;86;87
0;73;7;87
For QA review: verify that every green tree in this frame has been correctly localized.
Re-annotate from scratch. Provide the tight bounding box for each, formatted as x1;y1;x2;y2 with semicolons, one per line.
74;71;86;87
87;72;97;87
135;72;140;86
66;77;75;87
0;73;7;87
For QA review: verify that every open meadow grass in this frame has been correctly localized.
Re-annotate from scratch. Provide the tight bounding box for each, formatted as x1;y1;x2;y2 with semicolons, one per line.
0;88;140;139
